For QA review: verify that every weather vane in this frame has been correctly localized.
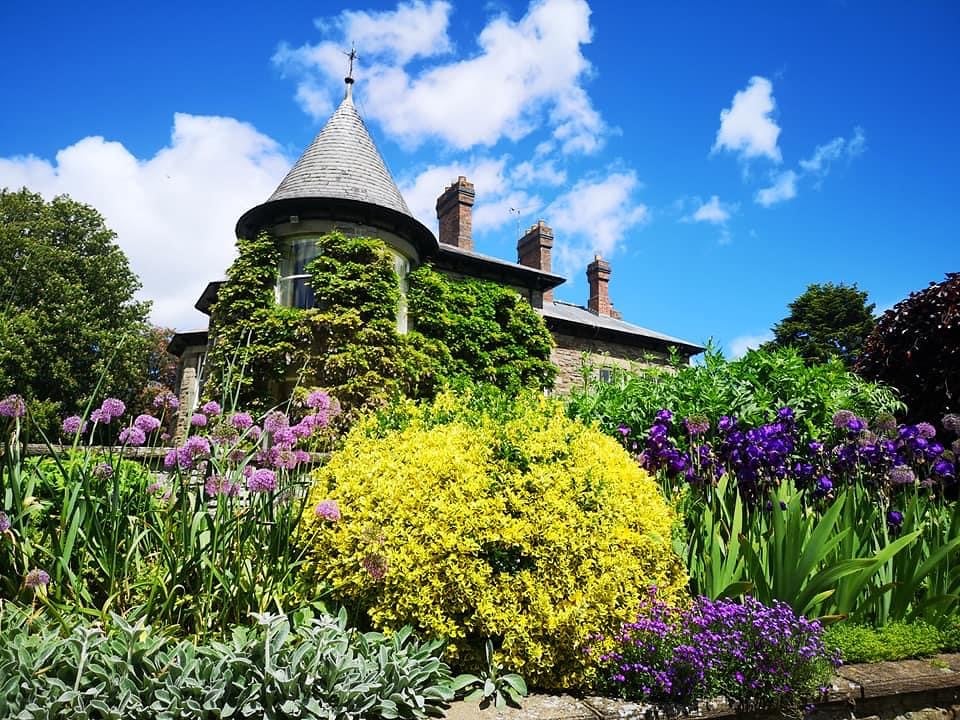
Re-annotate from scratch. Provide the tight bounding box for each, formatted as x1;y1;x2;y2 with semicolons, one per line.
344;43;358;83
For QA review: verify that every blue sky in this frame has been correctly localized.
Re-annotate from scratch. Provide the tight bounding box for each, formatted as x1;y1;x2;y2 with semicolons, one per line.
2;0;957;356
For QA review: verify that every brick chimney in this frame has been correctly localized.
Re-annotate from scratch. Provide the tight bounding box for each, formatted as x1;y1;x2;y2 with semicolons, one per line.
517;220;554;302
587;255;612;317
436;176;475;250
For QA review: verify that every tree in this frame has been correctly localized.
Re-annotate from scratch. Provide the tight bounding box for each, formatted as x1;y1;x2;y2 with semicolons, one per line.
0;188;153;433
857;273;960;424
763;282;876;366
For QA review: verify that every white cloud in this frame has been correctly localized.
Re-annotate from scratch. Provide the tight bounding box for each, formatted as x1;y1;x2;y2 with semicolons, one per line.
755;170;798;207
729;332;773;359
0;114;290;330
511;158;567;187
547;171;648;272
689;195;734;224
799;126;867;176
275;0;605;154
398;156;541;235
713;76;782;163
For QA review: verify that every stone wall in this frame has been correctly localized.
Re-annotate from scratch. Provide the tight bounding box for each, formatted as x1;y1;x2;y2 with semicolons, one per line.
550;331;672;394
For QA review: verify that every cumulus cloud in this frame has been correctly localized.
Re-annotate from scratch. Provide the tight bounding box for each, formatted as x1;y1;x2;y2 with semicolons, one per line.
728;332;773;359
755;170;798;207
0;114;290;330
689;195;734;224
275;0;605;154
547;171;648;273
713;76;782;163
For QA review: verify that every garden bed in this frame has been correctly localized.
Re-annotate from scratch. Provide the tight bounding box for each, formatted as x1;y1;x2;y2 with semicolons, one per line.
444;654;960;719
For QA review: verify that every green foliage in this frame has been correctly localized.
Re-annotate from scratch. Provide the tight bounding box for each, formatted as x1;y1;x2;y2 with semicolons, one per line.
824;620;947;663
407;266;556;392
299;388;687;689
450;639;528;709
764;282;876;366
568;345;903;446
857;272;960;424
0;605;454;719
0;188;153;434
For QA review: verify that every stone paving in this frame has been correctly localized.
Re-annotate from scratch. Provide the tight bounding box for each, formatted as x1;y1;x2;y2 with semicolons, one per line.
443;654;960;719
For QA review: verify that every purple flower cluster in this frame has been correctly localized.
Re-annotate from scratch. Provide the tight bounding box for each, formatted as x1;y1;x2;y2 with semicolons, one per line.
152;390;179;412
0;394;26;419
314;499;341;522
0;511;10;533
590;590;836;710
62;415;87;435
90;398;126;424
164;435;211;470
24;568;51;590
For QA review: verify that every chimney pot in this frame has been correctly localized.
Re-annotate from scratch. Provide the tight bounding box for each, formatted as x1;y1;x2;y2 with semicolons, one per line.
436;177;475;250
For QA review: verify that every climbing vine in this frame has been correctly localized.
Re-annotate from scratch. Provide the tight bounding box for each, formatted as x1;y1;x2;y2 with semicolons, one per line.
205;231;555;418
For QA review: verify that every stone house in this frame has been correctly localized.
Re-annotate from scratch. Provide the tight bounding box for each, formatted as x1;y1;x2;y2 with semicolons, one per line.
169;78;703;414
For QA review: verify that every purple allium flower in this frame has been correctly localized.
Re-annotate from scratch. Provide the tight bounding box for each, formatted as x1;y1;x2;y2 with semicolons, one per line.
684;415;710;436
617;423;631;437
93;462;114;480
295;449;310;464
875;413;898;436
134;414;161;434
90;408;107;424
362;553;388;580
916;422;937;439
230;412;254;430
305;390;331;410
314;499;341;522
61;415;86;435
163;449;178;470
247;468;276;493
118;426;146;447
153;390;179;411
943;414;960;437
888;465;916;486
201;400;221;416
0;394;26;419
146;479;165;494
204;475;239;498
832;410;856;429
0;512;10;533
100;398;126;421
263;410;289;435
887;510;904;528
190;413;208;428
24;568;50;590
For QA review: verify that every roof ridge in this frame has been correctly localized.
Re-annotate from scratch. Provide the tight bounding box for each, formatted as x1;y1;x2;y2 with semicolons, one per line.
268;92;412;216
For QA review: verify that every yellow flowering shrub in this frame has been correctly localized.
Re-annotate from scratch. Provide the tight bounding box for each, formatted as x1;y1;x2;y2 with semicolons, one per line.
299;390;687;688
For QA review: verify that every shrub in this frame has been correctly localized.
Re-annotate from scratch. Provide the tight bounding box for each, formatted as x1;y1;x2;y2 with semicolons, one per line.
590;592;837;714
824;620;946;664
298;389;687;688
569;345;903;448
857;272;960;426
0;605;454;719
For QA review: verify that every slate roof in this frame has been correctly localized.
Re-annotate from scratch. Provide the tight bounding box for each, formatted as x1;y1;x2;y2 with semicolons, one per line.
268;86;411;216
541;300;705;355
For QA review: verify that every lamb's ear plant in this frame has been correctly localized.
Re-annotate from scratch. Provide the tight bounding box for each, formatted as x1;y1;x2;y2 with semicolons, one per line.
450;639;528;709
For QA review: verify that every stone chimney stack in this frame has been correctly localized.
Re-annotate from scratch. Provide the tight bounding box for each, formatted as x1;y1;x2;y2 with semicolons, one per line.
587;255;613;317
436;176;475;251
517;220;554;302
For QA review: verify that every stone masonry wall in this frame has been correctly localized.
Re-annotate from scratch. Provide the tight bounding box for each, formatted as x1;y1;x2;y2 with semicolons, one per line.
550;331;672;394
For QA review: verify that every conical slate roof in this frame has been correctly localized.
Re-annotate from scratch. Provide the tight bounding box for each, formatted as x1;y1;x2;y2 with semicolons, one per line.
268;86;412;216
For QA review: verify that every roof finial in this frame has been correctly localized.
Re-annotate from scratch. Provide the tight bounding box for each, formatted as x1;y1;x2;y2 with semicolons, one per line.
343;43;358;98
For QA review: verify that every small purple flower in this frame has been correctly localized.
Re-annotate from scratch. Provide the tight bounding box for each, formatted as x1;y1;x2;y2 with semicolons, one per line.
190;413;208;428
832;410;856;429
134;414;161;434
846;416;866;434
0;511;10;533
817;476;833;493
933;459;956;478
305;390;331;410
0;394;26;419
888;465;916;486
315;499;341;522
887;510;904;528
916;422;937;439
24;568;50;590
118;426;146;447
247;468;276;493
201;400;222;416
684;416;710;436
718;415;735;432
617;423;631;437
153;390;179;411
61;415;86;435
362;553;388;580
93;462;114;480
204;475;239;498
230;412;254;431
655;409;673;424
